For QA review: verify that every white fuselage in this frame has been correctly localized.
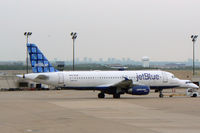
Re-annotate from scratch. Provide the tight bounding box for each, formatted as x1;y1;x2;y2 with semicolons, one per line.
22;70;197;90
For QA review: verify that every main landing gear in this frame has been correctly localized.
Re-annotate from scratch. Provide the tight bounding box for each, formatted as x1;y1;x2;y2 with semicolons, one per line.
113;93;120;99
98;93;121;99
98;92;105;98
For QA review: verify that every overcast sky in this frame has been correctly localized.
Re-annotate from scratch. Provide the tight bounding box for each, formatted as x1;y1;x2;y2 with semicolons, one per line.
1;0;200;62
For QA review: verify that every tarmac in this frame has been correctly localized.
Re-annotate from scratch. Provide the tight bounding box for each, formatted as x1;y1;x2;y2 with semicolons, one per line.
0;90;200;133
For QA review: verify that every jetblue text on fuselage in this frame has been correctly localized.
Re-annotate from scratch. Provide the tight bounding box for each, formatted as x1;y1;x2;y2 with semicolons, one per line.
136;73;160;81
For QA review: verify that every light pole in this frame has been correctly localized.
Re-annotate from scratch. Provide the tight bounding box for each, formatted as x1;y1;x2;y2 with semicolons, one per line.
70;32;77;71
191;35;198;75
24;32;32;74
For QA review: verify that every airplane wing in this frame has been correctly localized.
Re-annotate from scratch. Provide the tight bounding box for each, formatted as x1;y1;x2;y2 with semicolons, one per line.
112;78;133;88
96;78;133;89
108;78;145;89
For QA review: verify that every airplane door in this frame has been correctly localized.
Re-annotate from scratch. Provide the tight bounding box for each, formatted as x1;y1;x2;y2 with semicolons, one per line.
162;72;168;83
58;73;64;85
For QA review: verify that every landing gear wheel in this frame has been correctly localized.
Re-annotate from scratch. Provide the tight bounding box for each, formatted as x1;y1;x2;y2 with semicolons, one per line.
98;93;105;98
113;93;120;99
192;93;197;97
159;89;164;98
159;93;164;98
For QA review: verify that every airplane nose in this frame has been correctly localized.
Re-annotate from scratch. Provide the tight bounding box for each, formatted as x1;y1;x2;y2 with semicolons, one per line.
192;83;199;89
179;80;199;89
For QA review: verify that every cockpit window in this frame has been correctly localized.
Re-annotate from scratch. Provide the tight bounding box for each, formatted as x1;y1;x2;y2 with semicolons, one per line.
186;81;192;84
172;75;176;78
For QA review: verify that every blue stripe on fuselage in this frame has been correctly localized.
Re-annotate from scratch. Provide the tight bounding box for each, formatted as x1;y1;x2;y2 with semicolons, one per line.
150;86;179;89
61;86;179;90
61;86;110;90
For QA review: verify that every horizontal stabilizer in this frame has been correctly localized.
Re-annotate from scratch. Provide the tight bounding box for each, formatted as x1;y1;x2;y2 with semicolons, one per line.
35;75;49;80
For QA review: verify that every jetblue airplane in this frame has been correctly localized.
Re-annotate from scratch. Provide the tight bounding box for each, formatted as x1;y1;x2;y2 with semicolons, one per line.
17;44;199;98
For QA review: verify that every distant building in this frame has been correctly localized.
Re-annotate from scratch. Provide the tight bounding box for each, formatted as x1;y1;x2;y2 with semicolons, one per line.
83;57;88;63
76;58;80;63
165;63;186;68
99;58;103;63
142;56;150;68
88;58;92;63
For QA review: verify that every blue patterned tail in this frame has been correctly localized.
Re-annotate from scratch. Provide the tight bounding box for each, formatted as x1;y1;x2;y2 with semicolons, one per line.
27;43;58;73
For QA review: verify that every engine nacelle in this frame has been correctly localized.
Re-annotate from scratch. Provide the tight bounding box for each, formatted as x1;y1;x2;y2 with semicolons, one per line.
127;85;150;95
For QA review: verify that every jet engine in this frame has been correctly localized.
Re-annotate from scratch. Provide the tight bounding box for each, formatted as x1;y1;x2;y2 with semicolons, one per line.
127;85;150;95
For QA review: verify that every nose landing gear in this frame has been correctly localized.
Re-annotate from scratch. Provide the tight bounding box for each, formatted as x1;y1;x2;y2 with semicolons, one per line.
159;89;164;98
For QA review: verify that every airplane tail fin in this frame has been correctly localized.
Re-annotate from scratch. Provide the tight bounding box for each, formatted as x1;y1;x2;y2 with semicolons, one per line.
27;43;58;73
